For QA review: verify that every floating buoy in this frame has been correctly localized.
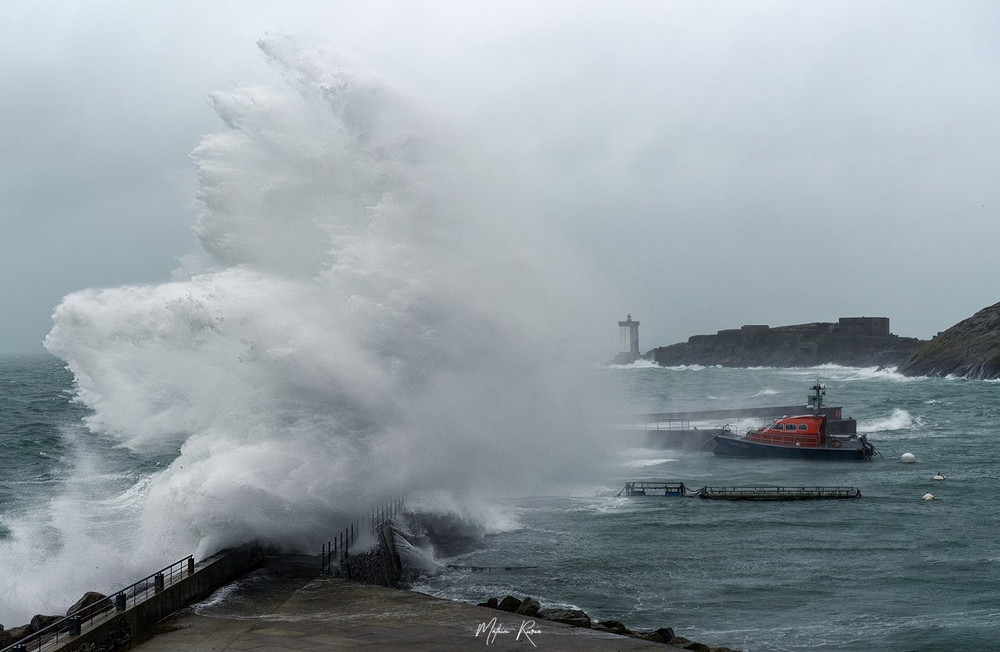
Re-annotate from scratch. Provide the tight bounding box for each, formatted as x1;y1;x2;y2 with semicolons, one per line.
922;493;935;501
900;453;916;464
933;472;946;481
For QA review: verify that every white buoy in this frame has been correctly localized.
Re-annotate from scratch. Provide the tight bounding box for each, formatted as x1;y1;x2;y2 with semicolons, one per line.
922;493;935;500
900;452;916;464
933;472;946;481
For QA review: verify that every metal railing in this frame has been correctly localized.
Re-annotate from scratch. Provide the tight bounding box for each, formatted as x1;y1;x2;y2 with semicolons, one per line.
1;556;194;652
697;486;862;500
321;497;404;575
618;481;687;497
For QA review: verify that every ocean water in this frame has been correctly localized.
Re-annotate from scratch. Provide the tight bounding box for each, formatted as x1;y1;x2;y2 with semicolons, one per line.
409;364;1000;651
3;36;998;651
0;35;609;626
0;354;176;622
5;355;999;650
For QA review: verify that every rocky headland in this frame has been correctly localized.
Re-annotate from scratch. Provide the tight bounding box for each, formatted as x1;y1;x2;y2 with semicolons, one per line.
648;317;923;369
900;301;1000;379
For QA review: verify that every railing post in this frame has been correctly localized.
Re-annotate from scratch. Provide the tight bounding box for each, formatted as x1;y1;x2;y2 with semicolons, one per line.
116;592;127;611
154;573;165;593
187;557;195;575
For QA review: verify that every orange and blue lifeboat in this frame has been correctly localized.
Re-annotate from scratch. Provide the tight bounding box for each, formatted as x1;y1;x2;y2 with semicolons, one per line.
713;414;876;461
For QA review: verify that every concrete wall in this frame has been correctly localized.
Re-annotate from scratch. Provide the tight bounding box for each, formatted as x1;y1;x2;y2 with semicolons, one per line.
56;544;264;652
838;317;890;337
342;521;403;588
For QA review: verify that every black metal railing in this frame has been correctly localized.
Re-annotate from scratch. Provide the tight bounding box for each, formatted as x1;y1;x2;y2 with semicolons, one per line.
321;496;404;575
1;556;194;652
696;486;862;500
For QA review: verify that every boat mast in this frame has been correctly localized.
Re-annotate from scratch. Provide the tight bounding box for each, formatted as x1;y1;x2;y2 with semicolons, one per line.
809;382;825;414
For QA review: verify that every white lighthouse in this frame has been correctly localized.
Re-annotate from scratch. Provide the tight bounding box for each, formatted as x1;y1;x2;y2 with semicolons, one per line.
614;314;640;364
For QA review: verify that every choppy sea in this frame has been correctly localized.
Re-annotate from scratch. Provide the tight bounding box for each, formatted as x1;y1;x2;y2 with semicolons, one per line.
2;355;999;651
410;363;1000;651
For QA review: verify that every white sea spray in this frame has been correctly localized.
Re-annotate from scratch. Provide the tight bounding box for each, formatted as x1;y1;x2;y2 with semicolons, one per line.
0;35;613;623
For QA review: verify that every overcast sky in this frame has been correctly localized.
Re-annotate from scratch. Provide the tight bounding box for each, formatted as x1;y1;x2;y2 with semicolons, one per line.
2;1;998;355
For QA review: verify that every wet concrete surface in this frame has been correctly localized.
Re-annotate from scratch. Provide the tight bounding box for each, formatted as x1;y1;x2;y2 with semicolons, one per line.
133;554;683;651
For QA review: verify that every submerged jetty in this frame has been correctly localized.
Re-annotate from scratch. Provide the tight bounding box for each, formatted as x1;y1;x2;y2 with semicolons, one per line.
695;486;861;500
619;481;862;501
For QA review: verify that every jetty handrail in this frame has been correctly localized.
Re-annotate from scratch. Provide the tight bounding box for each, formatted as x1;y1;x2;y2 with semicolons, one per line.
701;485;858;494
618;481;686;497
696;485;862;500
1;555;194;652
320;496;404;576
636;417;691;431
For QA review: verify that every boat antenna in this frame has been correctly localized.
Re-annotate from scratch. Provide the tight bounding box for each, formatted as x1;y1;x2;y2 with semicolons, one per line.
809;381;825;413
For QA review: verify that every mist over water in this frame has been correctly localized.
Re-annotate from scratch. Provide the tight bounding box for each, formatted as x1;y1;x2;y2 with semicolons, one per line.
2;35;611;622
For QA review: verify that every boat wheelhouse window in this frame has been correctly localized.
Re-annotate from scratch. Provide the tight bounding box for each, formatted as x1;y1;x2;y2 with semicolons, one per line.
798;424;809;431
771;423;784;430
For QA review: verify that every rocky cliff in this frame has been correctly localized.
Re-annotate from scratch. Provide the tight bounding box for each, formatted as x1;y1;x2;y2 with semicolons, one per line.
648;320;923;369
900;302;1000;379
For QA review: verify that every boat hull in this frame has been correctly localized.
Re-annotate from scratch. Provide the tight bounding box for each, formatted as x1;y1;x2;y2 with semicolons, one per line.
712;435;873;461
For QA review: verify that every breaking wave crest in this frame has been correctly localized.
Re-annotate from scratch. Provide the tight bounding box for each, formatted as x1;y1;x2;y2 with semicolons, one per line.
860;408;915;433
0;35;610;622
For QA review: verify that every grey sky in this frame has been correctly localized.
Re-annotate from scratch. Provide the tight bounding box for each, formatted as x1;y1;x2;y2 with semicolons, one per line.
2;1;998;355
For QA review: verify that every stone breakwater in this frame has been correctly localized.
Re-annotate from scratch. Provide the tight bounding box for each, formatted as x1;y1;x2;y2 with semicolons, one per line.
0;545;264;652
477;593;740;652
0;591;123;649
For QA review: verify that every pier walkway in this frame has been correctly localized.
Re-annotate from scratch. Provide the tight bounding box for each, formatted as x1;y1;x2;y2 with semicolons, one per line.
134;555;682;651
619;481;862;501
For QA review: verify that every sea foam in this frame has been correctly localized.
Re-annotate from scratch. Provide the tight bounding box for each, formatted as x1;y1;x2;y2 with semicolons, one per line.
2;35;611;623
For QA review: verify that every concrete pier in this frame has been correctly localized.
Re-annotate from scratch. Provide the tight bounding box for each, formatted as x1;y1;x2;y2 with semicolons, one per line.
133;555;685;651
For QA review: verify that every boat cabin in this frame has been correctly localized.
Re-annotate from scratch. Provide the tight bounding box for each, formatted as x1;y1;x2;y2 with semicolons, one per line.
747;414;826;447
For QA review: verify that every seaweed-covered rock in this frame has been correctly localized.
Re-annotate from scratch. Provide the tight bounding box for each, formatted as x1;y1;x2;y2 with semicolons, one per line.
477;594;740;650
29;614;62;633
644;626;676;643
67;591;107;615
496;595;522;613
515;596;540;617
537;608;591;628
594;620;632;635
3;624;31;644
682;642;713;652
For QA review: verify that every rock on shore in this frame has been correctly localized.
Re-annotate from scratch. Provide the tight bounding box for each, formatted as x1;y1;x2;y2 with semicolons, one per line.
0;591;107;648
901;301;1000;379
478;593;740;651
